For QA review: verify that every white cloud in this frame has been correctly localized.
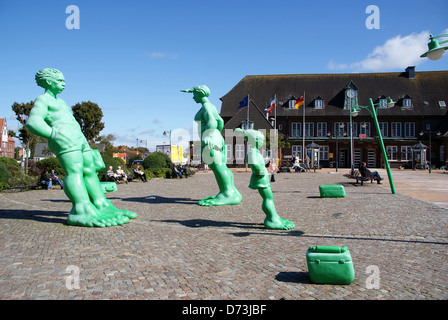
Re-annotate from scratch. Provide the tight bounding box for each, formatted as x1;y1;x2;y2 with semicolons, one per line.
328;31;430;72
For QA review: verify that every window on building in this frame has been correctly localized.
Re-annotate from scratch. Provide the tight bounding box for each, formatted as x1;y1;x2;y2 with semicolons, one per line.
291;122;301;137
334;122;346;137
386;146;398;161
439;101;446;108
305;122;314;137
403;98;412;108
316;122;327;137
391;122;402;137
319;146;329;161
401;146;412;161
242;122;254;130
292;145;302;158
278;124;283;131
379;99;388;108
360;122;371;137
226;144;232;161
404;122;415;138
235;144;245;160
348;122;358;136
315;99;323;109
379;122;388;137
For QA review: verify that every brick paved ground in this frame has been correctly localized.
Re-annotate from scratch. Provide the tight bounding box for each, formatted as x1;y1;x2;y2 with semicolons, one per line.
0;170;447;300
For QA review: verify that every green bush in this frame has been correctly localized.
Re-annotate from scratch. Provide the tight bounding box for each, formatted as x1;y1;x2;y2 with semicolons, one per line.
34;157;64;178
143;152;173;172
0;156;22;178
0;161;12;185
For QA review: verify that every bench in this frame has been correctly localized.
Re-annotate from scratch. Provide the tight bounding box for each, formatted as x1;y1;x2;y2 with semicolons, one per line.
7;184;40;192
344;169;375;186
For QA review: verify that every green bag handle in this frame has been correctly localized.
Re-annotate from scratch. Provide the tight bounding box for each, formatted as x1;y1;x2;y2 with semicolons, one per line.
308;245;348;253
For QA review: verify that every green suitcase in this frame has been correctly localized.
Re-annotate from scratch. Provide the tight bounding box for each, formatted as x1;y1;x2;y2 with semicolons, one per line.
319;185;346;198
306;245;355;285
100;182;117;194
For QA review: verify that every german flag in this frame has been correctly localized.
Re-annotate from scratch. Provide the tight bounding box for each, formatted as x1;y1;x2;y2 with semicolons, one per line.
294;96;304;109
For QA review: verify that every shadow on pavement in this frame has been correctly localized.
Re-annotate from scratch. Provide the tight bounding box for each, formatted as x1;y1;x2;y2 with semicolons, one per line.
0;209;67;225
275;271;312;284
122;196;198;205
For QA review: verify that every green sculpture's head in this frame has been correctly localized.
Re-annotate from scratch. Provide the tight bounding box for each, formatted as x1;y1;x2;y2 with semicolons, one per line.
181;85;210;103
35;68;65;94
234;128;265;149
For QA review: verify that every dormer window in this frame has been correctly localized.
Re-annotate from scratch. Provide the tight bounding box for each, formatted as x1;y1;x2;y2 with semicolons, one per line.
402;95;412;108
403;99;412;108
379;98;388;108
439;101;446;108
241;120;254;130
314;97;323;109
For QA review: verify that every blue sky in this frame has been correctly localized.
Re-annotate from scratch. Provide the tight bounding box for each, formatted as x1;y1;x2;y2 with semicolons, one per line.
1;0;447;151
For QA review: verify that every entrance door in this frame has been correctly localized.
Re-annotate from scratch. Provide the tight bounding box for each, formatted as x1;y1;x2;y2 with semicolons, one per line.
354;149;362;168
339;149;347;168
367;149;376;168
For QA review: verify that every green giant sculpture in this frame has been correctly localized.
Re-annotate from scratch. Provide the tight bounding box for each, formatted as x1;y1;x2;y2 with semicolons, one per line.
26;68;137;227
235;128;295;230
181;85;242;206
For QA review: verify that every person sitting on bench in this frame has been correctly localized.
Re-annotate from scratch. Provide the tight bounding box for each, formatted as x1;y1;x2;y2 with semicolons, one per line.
359;162;383;184
133;165;148;182
40;170;53;190
49;169;63;189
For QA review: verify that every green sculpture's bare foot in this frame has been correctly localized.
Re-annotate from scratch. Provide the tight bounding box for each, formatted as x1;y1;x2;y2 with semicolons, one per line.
67;203;124;228
264;217;295;230
198;188;242;207
93;198;137;219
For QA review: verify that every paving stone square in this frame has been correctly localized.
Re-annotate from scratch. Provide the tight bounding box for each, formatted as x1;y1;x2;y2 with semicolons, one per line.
0;170;447;300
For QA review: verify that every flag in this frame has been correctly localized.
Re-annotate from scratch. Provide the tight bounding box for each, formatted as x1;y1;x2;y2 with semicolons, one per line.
294;95;304;109
238;95;249;109
267;96;276;114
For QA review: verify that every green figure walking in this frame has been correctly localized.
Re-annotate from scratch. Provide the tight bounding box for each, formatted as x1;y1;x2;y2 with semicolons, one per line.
235;128;295;230
181;85;242;206
26;68;137;227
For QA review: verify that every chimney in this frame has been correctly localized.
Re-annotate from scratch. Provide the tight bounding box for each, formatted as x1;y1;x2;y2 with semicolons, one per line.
406;66;415;79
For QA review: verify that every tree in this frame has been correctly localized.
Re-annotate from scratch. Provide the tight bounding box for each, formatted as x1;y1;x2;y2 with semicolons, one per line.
71;101;105;143
96;134;116;156
11;101;38;173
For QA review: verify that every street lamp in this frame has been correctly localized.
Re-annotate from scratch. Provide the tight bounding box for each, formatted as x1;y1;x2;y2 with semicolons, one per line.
163;130;172;157
419;127;442;173
420;34;448;61
351;97;396;194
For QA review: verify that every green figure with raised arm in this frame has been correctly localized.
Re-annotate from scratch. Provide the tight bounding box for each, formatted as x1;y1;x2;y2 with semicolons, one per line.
181;85;242;206
235;128;295;230
26;68;137;227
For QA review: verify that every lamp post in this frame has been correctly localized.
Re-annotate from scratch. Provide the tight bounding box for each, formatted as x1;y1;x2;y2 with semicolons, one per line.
420;34;448;61
419;127;442;173
163;130;172;157
351;97;396;194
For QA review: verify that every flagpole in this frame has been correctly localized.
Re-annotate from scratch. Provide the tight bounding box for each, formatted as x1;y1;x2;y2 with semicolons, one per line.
302;91;306;161
247;94;250;128
246;94;249;172
274;94;277;130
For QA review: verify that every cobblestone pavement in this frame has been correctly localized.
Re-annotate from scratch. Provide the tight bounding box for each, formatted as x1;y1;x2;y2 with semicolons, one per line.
0;170;447;300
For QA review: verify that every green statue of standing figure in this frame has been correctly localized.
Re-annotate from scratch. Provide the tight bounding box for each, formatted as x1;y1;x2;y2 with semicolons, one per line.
181;85;242;207
235;128;295;230
26;68;137;227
